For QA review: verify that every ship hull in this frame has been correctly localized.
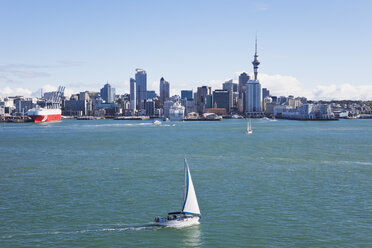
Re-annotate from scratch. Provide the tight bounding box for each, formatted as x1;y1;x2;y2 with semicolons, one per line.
30;114;62;123
27;108;62;123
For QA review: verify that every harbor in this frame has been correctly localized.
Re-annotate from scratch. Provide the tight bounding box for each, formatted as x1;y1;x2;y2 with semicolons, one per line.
1;118;371;247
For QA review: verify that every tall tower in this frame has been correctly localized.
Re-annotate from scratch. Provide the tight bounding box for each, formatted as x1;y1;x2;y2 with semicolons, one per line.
159;77;170;108
130;78;136;111
100;83;113;103
246;38;262;115
252;37;260;81
135;69;147;110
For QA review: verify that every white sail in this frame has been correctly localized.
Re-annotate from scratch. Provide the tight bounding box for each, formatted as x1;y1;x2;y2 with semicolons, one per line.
182;159;201;216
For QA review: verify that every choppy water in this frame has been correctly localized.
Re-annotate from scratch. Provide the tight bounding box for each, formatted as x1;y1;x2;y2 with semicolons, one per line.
1;119;371;247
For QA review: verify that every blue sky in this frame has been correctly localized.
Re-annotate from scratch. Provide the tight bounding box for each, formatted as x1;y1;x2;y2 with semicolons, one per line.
1;0;372;100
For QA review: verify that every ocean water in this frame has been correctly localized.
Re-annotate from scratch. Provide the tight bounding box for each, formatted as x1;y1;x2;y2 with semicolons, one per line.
0;119;371;247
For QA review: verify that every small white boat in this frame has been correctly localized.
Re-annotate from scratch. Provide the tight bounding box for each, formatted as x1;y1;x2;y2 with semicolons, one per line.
152;120;162;125
154;158;201;227
246;118;252;135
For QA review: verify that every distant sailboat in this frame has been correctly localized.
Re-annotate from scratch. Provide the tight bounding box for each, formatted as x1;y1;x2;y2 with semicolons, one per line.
246;118;252;134
154;158;201;227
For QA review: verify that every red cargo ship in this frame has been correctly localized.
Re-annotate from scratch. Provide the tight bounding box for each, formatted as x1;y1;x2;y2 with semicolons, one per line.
27;108;62;123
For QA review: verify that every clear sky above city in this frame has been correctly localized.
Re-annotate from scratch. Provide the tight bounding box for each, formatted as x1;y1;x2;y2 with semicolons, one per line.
1;0;372;100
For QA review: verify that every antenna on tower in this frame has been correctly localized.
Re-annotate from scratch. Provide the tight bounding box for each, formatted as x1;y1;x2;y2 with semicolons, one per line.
255;33;258;55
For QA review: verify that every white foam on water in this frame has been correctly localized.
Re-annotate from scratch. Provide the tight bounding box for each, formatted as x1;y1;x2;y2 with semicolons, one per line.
1;224;155;239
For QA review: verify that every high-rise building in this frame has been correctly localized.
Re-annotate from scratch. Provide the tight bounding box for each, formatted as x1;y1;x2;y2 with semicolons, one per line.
196;86;211;113
213;89;229;112
246;82;262;113
147;90;157;99
238;72;250;113
145;100;155;116
159;77;170;107
262;88;270;99
100;83;114;103
246;39;262;114
233;83;238;92
181;90;193;100
223;80;234;112
135;69;147;109
130;78;137;111
239;72;250;96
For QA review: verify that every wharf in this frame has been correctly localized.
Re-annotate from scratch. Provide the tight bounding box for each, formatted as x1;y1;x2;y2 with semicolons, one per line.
0;117;33;123
114;116;150;120
276;117;339;121
76;116;103;120
183;117;222;121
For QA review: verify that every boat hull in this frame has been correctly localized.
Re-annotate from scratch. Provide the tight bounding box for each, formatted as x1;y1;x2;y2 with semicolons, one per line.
30;114;62;123
27;108;62;123
154;216;200;227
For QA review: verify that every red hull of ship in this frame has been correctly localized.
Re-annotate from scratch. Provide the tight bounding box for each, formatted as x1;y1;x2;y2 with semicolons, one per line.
30;114;62;123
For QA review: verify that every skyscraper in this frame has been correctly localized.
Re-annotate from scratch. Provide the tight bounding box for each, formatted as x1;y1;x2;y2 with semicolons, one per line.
130;78;136;111
135;69;147;110
213;89;229;112
100;83;114;103
223;79;234;112
238;72;250;95
159;77;170;107
181;90;193;100
246;38;262;115
238;72;250;113
262;88;270;99
196;86;211;113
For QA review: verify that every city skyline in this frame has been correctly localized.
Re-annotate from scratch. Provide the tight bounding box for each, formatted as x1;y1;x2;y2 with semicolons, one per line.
1;0;372;100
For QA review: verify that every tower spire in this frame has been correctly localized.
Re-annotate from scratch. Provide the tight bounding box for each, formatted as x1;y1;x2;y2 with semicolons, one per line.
252;36;260;81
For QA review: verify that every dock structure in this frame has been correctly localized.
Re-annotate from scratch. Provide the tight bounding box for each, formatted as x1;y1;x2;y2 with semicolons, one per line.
114;116;150;120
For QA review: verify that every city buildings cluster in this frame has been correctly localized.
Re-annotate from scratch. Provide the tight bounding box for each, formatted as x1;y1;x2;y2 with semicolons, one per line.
1;41;372;120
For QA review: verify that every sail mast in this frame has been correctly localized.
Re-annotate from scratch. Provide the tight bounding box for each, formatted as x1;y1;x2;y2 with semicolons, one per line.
184;157;187;204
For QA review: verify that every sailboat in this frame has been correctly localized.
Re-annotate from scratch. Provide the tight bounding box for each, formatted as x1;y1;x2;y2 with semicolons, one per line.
246;118;253;134
154;158;201;227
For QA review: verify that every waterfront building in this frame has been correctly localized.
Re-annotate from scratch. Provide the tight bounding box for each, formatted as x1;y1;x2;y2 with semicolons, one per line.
185;99;196;115
263;96;272;113
262;88;270;99
238;72;250;113
147;90;157;100
239;72;250;96
130;78;136;112
278;96;287;105
14;98;33;114
163;100;174;118
159;77;170;107
233;83;238;92
169;102;185;121
135;69;147;110
223;80;234;112
79;91;90;102
287;97;302;108
246;39;262;116
145;100;155;116
213;89;229;113
181;90;193;100
275;103;335;120
205;94;213;109
63;100;88;116
246;81;262;114
196;86;211;113
100;83;115;103
203;107;227;116
121;95;130;114
0;106;4;116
